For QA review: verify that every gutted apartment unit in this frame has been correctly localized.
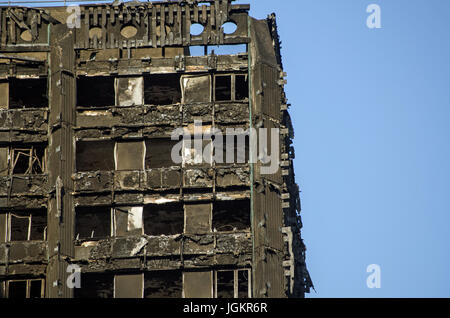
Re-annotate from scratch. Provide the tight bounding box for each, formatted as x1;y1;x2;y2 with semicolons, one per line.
0;0;312;298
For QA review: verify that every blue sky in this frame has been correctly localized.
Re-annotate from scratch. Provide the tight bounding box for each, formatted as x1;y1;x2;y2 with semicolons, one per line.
238;0;450;297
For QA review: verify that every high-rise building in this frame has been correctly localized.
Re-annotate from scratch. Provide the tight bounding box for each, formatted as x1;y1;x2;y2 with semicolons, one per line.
0;0;312;298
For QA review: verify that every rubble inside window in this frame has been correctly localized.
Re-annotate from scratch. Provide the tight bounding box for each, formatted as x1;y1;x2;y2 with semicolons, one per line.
144;74;181;105
144;203;184;236
213;200;250;232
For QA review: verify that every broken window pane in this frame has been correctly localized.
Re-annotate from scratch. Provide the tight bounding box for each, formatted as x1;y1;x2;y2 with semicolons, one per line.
184;203;212;234
10;145;45;175
144;203;184;236
114;274;143;298
181;74;211;103
9;209;46;242
74;273;114;298
144;74;181;105
115;77;143;107
235;75;249;100
9;78;48;108
76;140;115;172
75;207;111;240
238;270;250;298
216;270;234;298
215;75;232;101
114;207;143;236
213;200;251;232
183;271;213;298
115;141;145;171
145;139;179;169
114;208;128;237
144;271;182;298
77;76;115;107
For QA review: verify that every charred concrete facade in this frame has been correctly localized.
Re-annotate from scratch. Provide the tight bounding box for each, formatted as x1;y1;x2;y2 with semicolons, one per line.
0;1;312;298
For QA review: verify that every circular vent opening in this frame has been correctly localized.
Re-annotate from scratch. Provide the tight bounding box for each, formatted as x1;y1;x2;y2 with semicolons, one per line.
190;23;204;36
121;25;138;39
20;30;32;42
89;27;102;39
222;22;237;35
